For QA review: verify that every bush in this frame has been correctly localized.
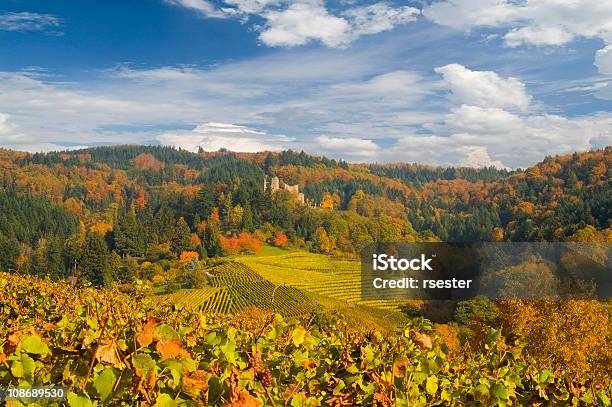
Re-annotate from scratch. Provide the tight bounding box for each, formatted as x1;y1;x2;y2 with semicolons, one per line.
174;269;207;289
454;297;498;325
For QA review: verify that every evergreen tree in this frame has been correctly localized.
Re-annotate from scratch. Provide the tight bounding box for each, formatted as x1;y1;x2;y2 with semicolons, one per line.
242;202;254;232
114;208;145;257
204;210;223;257
195;186;215;220
30;240;48;277
63;234;83;277
46;236;65;279
172;217;192;254
81;232;112;287
0;234;20;272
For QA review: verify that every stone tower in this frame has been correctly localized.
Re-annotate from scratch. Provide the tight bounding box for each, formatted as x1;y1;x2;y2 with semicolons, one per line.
271;176;280;192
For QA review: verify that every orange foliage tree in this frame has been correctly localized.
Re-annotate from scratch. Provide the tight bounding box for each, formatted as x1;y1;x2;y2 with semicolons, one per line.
220;232;261;255
272;232;289;248
179;251;199;263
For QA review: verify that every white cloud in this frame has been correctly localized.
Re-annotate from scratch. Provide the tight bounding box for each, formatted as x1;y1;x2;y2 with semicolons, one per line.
314;135;380;159
504;25;575;48
439;105;524;135
259;2;351;47
164;0;227;18
424;0;519;30
425;0;612;43
330;70;432;105
458;146;507;169
595;45;612;76
428;105;612;168
0;53;607;168
424;0;612;76
166;0;418;48
0;112;86;152
384;134;509;168
0;12;62;33
435;64;531;111
157;122;294;152
259;1;419;47
224;0;282;14
343;3;419;37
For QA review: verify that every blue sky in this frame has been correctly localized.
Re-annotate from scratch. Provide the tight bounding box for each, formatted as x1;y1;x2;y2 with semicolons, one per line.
0;0;611;168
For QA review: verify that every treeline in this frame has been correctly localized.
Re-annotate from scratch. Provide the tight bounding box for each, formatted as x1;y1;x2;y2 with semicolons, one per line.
263;150;348;170
368;163;514;184
0;189;79;275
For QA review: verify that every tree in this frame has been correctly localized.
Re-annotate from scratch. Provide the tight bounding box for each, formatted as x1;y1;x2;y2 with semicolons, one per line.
45;236;65;279
228;204;244;231
195;186;215;220
114;208;145;257
242;202;254;232
0;234;20;272
204;209;223;257
81;231;112;287
321;193;335;209
172;217;192;255
312;227;333;254
63;233;83;277
273;231;289;248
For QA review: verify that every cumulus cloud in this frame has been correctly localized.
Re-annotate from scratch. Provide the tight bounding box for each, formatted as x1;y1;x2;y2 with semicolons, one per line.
314;135;380;159
166;0;418;47
0;12;62;34
385;135;507;169
157;122;294;152
424;0;612;76
425;0;612;45
259;2;351;47
426;105;612;168
595;45;612;76
458;146;507;169
435;64;531;111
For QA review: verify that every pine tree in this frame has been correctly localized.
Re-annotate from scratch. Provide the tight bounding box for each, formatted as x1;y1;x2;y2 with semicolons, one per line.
204;210;223;257
172;217;192;255
45;236;65;279
195;186;215;220
30;240;48;277
242;202;254;232
114;208;145;257
0;234;20;272
81;231;112;287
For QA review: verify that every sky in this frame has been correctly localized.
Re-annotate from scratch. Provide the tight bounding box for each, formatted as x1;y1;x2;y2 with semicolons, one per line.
0;0;611;168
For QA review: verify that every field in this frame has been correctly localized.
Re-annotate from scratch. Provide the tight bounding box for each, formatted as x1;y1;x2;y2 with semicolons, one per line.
237;250;411;311
159;250;412;329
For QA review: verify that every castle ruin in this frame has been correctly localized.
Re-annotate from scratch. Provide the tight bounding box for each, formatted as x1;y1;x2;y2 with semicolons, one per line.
264;176;305;204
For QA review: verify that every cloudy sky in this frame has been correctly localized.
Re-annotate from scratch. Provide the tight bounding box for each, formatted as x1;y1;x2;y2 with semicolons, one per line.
0;0;611;168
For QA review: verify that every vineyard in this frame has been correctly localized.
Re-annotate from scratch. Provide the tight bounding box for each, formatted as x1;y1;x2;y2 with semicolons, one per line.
161;254;410;329
0;272;609;406
162;262;317;318
238;251;411;311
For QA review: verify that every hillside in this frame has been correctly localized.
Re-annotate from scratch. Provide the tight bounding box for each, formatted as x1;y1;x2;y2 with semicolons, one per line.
0;145;610;405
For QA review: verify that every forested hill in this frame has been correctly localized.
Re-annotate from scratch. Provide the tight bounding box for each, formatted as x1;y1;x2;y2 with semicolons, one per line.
0;145;609;280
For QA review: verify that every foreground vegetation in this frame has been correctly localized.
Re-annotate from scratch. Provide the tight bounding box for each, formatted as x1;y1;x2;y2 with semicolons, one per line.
0;273;610;406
